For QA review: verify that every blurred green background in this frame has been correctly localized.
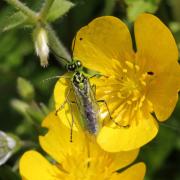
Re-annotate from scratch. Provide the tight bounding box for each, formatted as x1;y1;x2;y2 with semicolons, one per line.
0;0;180;179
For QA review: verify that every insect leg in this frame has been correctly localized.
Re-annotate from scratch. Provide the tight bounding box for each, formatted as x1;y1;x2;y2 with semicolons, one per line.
58;90;76;143
55;88;72;116
97;99;113;120
66;98;76;143
97;100;129;128
91;84;96;94
89;74;108;79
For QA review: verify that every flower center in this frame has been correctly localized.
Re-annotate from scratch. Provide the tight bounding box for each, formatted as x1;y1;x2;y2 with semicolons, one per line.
99;60;154;127
56;145;117;180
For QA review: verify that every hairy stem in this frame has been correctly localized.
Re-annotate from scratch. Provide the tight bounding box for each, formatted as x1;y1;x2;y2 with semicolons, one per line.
103;0;116;15
4;0;38;22
45;24;71;65
40;0;55;20
5;0;71;66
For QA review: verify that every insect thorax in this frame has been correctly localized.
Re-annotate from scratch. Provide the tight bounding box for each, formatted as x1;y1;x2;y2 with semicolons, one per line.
73;72;88;93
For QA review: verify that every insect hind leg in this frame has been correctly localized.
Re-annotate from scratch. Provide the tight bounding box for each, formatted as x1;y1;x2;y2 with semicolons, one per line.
97;99;129;128
66;98;76;143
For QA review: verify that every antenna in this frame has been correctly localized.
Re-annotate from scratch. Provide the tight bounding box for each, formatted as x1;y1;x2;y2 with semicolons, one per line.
50;33;78;64
50;47;70;65
72;35;76;55
71;33;77;61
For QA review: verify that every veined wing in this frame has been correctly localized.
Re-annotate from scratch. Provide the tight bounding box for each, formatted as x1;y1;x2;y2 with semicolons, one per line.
71;76;100;134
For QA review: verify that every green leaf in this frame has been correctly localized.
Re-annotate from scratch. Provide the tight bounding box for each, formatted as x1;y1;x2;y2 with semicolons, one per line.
0;166;20;180
0;30;33;71
139;123;177;177
169;22;180;57
0;11;27;32
125;0;161;21
47;0;75;22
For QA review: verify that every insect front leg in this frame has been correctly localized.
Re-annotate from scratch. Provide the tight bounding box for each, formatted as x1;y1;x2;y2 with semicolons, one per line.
89;73;108;79
55;88;72;116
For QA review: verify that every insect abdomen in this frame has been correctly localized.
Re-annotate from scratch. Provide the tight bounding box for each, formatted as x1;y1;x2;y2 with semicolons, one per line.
72;76;99;134
83;97;99;134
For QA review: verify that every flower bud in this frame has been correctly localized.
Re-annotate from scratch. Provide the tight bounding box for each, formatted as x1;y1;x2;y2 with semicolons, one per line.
34;27;49;67
0;131;16;166
11;99;29;114
17;77;35;101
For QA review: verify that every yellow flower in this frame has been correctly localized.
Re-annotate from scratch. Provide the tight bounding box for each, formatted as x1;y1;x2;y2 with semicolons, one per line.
19;112;146;180
54;14;180;152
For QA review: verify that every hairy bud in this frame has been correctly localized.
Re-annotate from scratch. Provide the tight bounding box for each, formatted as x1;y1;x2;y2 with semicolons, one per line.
34;27;49;67
0;131;16;166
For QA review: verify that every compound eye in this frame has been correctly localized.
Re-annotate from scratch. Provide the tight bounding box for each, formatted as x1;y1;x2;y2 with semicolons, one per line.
72;64;76;70
68;64;76;71
76;61;82;67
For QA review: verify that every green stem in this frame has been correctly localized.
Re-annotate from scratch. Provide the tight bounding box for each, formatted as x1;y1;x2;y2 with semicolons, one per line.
102;0;116;15
45;24;71;64
40;0;55;20
5;0;71;66
4;0;38;22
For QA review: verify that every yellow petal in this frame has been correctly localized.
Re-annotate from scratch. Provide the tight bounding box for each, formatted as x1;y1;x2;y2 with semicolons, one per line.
135;13;180;121
39;113;140;175
111;162;146;180
19;150;60;180
135;13;178;72
97;114;159;152
107;149;139;171
74;16;134;75
147;68;180;121
39;112;84;163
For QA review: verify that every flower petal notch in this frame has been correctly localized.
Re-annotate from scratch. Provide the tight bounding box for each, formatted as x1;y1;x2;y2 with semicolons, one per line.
20;112;146;180
73;14;180;151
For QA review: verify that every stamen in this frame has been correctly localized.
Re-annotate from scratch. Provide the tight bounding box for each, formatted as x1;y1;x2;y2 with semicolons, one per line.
139;95;145;108
127;100;132;105
135;65;140;71
122;69;127;73
125;61;134;69
102;59;153;127
140;80;146;86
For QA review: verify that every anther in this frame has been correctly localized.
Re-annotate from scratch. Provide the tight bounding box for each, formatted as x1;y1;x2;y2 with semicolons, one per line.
123;69;127;73
125;61;134;69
